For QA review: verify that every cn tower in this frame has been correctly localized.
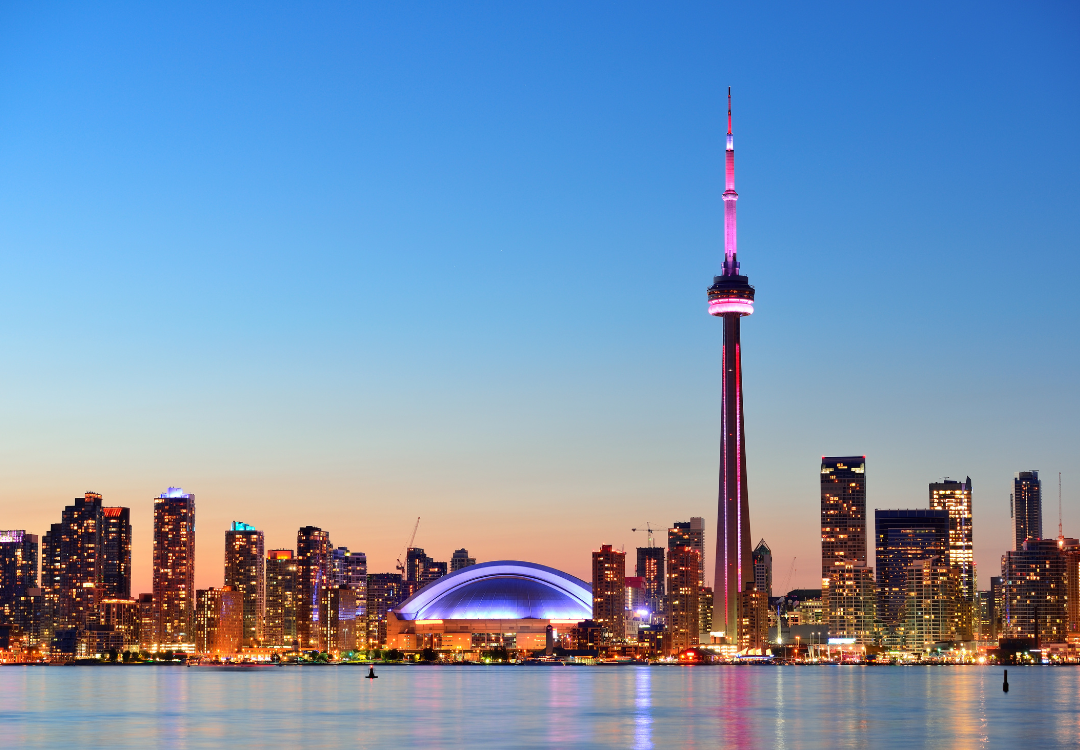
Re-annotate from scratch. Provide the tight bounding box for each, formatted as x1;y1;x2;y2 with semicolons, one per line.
708;88;754;641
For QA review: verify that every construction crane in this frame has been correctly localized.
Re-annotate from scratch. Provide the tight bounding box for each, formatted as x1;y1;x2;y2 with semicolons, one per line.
631;523;658;548
395;517;421;577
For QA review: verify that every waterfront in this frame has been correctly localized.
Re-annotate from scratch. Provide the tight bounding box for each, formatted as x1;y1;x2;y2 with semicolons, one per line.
0;665;1077;748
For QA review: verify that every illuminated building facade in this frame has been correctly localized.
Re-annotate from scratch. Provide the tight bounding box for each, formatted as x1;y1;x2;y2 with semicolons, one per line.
331;547;367;634
669;518;705;587
874;509;948;628
698;585;713;641
450;549;476;572
296;526;331;650
225;522;265;647
821;457;867;580
738;585;768;651
903;559;958;650
1012;471;1042;549
591;544;626;643
753;539;772;599
58;492;104;629
1064;540;1080;635
136;593;157;650
990;576;1004;639
665;544;700;652
635;546;665;620
824;560;875;645
319;584;358;654
41;525;62;635
0;531;38;627
366;572;405;647
195;586;243;657
154;488;196;645
929;478;975;637
708;90;755;641
1002;538;1067;642
98;598;140;646
101;507;131;600
265;549;297;648
386;561;592;655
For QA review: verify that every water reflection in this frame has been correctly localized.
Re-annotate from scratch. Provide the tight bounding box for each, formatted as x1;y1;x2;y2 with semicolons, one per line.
634;666;652;749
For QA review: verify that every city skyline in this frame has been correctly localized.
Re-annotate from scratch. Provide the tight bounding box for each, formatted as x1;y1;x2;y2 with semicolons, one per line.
0;3;1077;595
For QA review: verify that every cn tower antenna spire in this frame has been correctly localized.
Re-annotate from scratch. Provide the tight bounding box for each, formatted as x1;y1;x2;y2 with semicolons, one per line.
722;87;738;276
727;86;732;135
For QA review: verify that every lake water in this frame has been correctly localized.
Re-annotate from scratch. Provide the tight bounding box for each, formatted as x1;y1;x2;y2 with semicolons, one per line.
0;664;1077;748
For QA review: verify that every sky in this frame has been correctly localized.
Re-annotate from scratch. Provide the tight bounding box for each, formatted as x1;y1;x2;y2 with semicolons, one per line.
0;1;1077;594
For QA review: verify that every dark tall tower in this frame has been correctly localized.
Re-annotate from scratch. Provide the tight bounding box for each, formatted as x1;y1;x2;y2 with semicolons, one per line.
154;487;196;645
635;546;665;618
102;506;132;600
59;492;104;628
708;89;755;640
874;509;948;628
265;550;297;648
1013;471;1042;549
0;531;38;627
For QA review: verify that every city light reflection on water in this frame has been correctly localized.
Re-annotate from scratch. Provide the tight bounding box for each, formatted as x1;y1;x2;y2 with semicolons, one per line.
0;665;1076;748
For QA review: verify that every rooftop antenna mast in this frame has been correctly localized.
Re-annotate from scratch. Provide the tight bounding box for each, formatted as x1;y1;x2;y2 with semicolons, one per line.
1059;472;1064;542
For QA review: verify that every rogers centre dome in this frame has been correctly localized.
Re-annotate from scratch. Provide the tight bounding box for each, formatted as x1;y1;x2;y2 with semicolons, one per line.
386;561;592;653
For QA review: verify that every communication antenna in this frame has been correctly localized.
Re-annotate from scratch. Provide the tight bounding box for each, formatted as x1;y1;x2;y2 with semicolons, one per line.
1059;472;1064;542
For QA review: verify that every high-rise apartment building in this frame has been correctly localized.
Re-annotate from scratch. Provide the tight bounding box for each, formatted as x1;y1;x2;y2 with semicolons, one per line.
0;531;38;627
1012;471;1042;549
225;522;265;647
265;550;297;648
320;584;358;654
296;526;331;650
635;546;665;619
154;488;196;645
195;586;243;657
331;547;367;639
904;559;959;650
738;585;769;651
821;457;867;581
1064;539;1080;635
669;519;705;587
101;507;131;600
99;598;140;647
366;573;405;648
450;549;476;572
405;547;447;589
824;560;875;645
752;539;772;599
990;576;1004;640
592;545;626;644
58;492;105;628
929;478;974;598
665;544;700;652
874;510;948;629
1002;538;1068;642
41;524;62;634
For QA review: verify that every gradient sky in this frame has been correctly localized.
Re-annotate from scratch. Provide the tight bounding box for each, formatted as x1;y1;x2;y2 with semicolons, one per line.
0;2;1077;594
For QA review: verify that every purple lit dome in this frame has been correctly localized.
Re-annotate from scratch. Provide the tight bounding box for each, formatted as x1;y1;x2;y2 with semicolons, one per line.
393;561;592;621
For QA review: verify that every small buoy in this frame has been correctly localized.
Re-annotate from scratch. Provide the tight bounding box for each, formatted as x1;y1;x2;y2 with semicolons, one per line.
366;666;378;679
1003;669;1008;693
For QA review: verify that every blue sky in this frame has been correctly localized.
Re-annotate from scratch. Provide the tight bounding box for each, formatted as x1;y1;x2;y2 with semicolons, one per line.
0;1;1077;591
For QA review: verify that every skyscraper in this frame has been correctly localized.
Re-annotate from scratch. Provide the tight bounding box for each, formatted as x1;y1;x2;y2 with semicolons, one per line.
101;507;131;600
708;89;755;641
0;531;38;627
666;544;700;653
41;524;62;635
59;492;105;628
591;545;626;644
669;519;705;587
635;546;665;619
405;547;447;589
929;479;974;600
265;550;297;648
154;487;196;645
366;573;405;648
903;559;959;651
225;522;265;647
1012;471;1042;549
331;547;367;638
874;509;948;629
450;549;476;572
752;539;772;599
296;526;331;650
319;585;357;655
1002;538;1068;642
821;457;868;580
